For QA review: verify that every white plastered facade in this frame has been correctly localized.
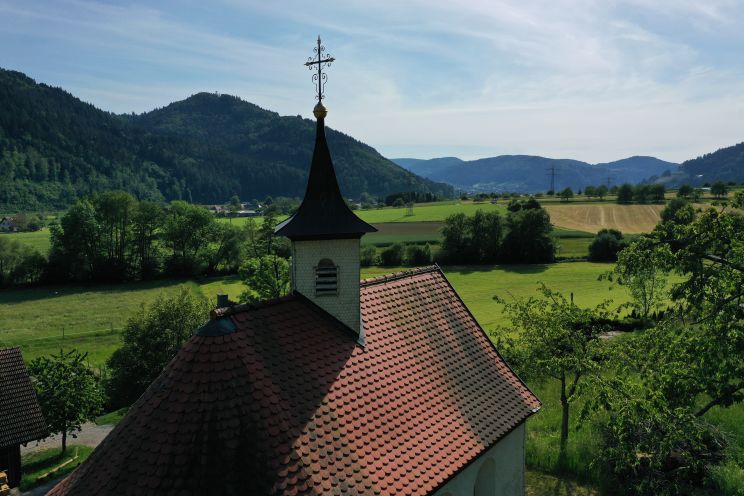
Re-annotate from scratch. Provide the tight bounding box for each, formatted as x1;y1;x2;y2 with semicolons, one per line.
291;238;361;333
431;423;526;496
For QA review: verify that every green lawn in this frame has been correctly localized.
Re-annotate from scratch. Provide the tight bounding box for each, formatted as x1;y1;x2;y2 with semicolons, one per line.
363;262;626;330
19;445;94;491
362;221;442;246
0;276;244;366
1;228;52;253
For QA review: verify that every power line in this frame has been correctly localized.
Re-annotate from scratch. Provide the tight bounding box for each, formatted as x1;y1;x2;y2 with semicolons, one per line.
546;165;557;193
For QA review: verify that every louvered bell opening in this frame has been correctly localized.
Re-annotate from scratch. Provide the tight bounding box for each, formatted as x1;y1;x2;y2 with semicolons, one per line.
316;259;338;296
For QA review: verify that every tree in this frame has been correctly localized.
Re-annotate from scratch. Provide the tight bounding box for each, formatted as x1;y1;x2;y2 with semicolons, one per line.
588;228;626;262
239;255;290;302
132;201;164;279
586;370;726;496
500;208;555;263
48;199;100;281
405;243;432;266
596;184;608;200
584;185;597;199
559;187;574;202
379;243;404;266
228;195;241;221
163;201;216;275
611;237;670;319
440;213;469;260
649;183;666;203
711;181;728;198
494;285;610;464
360;245;377;266
677;184;693;198
105;288;211;408
29;349;103;453
616;183;634;204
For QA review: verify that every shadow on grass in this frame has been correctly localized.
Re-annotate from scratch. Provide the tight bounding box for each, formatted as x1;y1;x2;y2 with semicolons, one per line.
443;264;552;275
0;275;241;305
20;445;93;491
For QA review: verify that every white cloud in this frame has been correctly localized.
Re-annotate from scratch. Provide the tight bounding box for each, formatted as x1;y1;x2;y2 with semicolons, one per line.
2;0;744;162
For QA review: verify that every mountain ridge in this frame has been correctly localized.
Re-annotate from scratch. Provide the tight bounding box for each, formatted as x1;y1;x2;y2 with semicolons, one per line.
392;154;680;192
0;69;452;210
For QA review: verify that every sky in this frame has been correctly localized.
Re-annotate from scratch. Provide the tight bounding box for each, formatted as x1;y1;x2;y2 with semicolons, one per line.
1;0;744;163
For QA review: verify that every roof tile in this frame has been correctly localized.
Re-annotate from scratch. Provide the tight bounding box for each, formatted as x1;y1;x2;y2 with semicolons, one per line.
50;267;538;495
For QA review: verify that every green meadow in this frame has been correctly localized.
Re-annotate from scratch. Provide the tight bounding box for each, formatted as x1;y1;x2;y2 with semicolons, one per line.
1;228;52;253
0;262;621;366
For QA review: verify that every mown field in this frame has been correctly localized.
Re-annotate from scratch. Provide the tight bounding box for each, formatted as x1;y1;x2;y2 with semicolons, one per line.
0;262;625;367
544;204;666;234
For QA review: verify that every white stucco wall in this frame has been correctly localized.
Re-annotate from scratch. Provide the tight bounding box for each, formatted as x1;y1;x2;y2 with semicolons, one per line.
431;422;526;496
292;238;361;333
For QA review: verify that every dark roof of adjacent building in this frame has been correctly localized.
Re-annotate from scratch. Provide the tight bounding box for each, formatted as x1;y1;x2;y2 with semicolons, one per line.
49;266;539;496
275;115;376;240
0;348;47;448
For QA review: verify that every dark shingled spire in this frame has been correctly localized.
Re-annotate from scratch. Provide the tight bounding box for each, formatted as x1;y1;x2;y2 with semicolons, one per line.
275;104;376;240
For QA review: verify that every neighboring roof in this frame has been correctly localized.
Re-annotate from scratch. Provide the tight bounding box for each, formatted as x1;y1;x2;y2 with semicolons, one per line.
275;117;376;240
50;266;539;496
0;348;47;448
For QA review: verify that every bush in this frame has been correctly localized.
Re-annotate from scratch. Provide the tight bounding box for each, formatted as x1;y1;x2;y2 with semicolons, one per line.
405;244;432;266
588;229;626;262
104;288;211;408
379;243;404;266
360;245;377;266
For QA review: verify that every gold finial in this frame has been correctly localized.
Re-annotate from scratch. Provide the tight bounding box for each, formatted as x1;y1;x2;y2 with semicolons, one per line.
313;102;328;120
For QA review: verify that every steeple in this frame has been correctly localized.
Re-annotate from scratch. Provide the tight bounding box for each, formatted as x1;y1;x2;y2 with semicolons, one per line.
274;103;376;240
275;37;375;336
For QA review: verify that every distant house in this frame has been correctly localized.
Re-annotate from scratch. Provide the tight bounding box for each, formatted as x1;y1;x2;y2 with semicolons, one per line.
235;209;258;217
0;217;15;232
0;348;48;488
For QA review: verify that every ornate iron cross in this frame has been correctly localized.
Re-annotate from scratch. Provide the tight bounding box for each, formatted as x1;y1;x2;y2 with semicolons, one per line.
305;36;335;102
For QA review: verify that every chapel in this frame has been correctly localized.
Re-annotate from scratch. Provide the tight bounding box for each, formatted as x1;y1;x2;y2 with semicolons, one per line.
49;39;539;496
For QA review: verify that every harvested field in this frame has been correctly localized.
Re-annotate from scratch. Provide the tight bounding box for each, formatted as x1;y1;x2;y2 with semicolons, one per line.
545;204;665;234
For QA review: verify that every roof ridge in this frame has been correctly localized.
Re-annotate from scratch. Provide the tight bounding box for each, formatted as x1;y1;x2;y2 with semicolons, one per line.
359;265;441;288
210;294;297;319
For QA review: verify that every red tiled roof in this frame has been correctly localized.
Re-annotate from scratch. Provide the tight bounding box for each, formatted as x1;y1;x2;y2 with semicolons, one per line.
0;347;47;448
50;266;539;495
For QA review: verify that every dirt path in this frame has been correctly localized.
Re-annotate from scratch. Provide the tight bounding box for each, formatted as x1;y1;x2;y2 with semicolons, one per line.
21;422;113;455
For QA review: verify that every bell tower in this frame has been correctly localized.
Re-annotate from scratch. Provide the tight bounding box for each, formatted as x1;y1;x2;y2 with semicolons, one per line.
275;37;376;336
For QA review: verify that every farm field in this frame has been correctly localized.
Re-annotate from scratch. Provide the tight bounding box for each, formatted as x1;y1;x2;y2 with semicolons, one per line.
544;203;665;233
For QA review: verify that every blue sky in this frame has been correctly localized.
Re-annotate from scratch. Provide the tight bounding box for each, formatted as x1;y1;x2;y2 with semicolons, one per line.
2;0;744;163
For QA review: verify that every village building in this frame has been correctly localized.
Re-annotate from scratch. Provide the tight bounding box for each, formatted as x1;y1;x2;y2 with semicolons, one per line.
0;217;15;232
49;40;539;495
0;348;48;488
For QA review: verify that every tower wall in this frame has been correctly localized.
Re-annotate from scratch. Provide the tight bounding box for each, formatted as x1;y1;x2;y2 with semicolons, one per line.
292;238;361;333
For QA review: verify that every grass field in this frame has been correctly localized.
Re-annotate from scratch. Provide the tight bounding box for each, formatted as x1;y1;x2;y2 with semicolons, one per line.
362;221;442;246
0;276;244;366
1;228;52;253
0;263;623;367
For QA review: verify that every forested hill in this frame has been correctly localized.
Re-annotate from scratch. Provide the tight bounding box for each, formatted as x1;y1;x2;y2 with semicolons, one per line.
676;141;744;185
0;69;452;210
